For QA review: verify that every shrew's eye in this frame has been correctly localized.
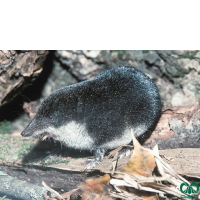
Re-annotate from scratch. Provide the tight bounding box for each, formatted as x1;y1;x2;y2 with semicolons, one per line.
49;115;54;120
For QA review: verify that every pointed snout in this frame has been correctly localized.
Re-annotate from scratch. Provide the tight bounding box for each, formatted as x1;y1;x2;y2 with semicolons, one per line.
21;118;36;137
21;125;33;137
21;128;31;137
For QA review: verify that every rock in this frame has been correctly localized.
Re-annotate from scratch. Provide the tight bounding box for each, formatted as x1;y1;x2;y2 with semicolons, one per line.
40;60;77;99
156;50;200;106
55;50;104;80
145;51;160;65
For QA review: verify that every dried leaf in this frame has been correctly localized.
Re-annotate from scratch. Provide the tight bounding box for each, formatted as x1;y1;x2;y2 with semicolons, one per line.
110;136;200;199
57;189;78;200
81;174;112;200
141;193;157;200
123;131;156;177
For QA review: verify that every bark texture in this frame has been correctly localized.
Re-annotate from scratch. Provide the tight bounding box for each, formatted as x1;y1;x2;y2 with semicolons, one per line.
0;50;48;107
144;104;200;149
0;170;48;200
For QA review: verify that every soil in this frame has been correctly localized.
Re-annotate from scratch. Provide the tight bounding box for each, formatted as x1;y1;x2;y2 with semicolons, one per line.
0;132;200;195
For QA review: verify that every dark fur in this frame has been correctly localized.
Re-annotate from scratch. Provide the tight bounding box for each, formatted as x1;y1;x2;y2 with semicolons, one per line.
22;66;162;149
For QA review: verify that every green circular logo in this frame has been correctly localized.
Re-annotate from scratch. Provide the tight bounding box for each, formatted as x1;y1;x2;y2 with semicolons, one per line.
180;182;199;194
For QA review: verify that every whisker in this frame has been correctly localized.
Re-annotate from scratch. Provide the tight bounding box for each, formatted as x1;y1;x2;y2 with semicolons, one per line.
18;91;31;103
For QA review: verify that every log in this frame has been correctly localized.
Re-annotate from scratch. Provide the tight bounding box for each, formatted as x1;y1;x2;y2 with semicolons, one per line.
0;50;48;107
144;104;200;149
0;170;48;200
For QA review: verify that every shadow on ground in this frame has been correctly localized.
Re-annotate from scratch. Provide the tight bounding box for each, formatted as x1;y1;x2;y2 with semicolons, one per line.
22;139;93;164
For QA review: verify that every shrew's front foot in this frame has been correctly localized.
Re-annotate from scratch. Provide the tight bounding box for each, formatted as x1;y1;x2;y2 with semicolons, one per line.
84;149;106;170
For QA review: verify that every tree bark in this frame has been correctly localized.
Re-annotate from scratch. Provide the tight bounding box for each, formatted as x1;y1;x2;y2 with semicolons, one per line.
0;170;48;200
0;50;48;107
144;104;200;149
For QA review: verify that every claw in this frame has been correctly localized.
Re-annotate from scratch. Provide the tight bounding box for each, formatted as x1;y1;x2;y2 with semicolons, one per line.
118;147;132;159
84;149;106;170
84;159;100;170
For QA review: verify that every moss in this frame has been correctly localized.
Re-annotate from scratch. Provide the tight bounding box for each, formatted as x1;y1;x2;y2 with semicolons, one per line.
17;143;33;159
0;121;11;134
0;135;9;141
178;51;198;59
0;156;5;162
0;135;34;163
111;50;126;59
102;64;109;69
173;68;189;77
142;50;150;53
41;157;69;167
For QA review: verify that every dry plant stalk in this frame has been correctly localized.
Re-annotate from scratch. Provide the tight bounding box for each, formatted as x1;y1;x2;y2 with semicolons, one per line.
109;129;200;200
42;181;64;199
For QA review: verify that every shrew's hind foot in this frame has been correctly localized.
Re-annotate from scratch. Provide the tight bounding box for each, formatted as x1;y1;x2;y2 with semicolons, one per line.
84;149;106;170
118;146;132;159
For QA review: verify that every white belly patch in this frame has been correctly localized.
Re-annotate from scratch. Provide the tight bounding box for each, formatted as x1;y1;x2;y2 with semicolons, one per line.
99;129;132;149
99;125;147;149
46;121;94;150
